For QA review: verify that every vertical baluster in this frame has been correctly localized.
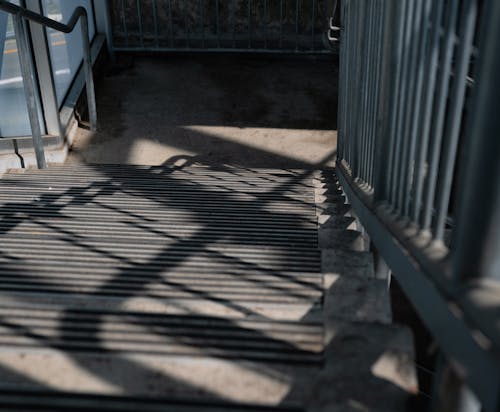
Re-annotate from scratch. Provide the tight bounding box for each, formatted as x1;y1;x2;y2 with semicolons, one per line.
451;0;500;283
13;14;46;169
434;0;478;241
136;0;144;47
421;0;460;231
359;1;371;182
200;0;205;48
390;0;412;211
295;0;300;50
337;0;347;160
184;1;190;48
398;0;423;216
120;0;129;47
411;0;445;222
383;0;406;207
311;0;315;51
168;0;174;47
215;0;220;48
232;0;236;48
374;1;401;203
279;0;283;49
152;0;159;48
248;0;252;48
264;0;268;49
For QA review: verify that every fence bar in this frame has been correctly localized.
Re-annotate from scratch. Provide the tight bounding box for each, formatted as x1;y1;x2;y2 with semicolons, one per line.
184;2;190;47
411;0;444;222
433;0;477;241
404;0;431;215
120;0;128;47
374;0;404;203
358;2;369;182
168;0;173;47
263;0;268;49
398;0;423;216
152;0;159;47
368;0;384;186
247;0;251;48
310;0;315;51
279;0;283;48
215;0;220;48
200;0;205;47
80;11;97;133
391;0;413;211
295;0;300;51
452;0;500;283
421;0;460;230
232;0;236;47
136;0;143;47
12;13;46;169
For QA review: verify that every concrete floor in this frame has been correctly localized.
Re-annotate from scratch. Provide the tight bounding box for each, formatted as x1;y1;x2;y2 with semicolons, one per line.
68;54;338;168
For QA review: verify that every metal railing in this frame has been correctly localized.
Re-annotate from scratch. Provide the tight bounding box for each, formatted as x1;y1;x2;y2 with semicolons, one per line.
0;1;97;169
336;0;500;410
110;0;338;53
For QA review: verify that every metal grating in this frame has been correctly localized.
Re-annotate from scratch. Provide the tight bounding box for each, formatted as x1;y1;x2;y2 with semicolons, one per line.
0;164;322;305
0;390;304;411
0;163;324;406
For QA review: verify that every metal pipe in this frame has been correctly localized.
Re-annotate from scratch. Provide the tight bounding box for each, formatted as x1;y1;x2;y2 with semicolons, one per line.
120;0;128;47
391;0;414;212
168;0;174;47
200;0;205;48
215;0;220;48
248;0;252;48
433;0;477;241
295;0;300;51
80;10;97;132
136;0;144;47
399;0;423;217
311;0;315;51
152;0;159;48
12;13;46;169
452;0;500;283
387;0;411;208
421;0;460;231
0;2;99;164
279;0;283;49
411;0;444;222
264;0;268;49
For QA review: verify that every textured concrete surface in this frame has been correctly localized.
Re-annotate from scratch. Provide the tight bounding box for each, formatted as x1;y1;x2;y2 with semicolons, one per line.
68;55;337;168
308;322;418;412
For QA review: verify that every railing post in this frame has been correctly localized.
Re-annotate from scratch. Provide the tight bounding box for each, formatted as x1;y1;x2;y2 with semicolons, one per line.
451;0;500;282
80;10;97;132
12;12;46;169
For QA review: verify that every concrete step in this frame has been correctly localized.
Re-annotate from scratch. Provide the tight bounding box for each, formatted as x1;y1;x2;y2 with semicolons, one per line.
0;304;322;405
307;322;417;412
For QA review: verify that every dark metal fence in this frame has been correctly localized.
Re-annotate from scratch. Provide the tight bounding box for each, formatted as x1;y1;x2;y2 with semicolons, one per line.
109;0;338;53
336;0;500;410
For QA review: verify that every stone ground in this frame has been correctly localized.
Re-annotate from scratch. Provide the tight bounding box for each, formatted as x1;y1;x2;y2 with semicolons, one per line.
67;54;338;168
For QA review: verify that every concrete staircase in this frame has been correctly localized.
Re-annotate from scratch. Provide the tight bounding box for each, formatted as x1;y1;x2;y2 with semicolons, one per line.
0;164;415;411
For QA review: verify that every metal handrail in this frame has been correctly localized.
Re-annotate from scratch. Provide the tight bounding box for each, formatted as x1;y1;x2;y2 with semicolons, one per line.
337;0;499;410
0;1;97;169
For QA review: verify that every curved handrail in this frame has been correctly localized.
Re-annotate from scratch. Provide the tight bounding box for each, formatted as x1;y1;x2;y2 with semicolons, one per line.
0;1;97;169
